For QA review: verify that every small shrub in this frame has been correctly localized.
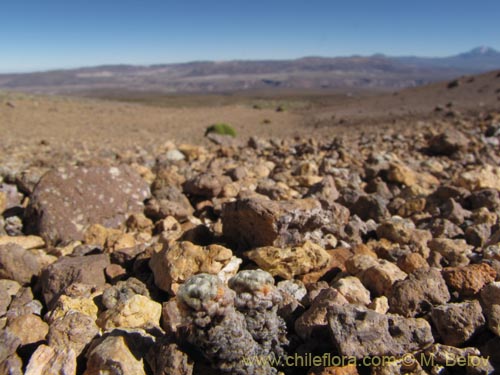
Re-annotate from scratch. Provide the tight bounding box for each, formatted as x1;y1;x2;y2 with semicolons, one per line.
205;123;236;137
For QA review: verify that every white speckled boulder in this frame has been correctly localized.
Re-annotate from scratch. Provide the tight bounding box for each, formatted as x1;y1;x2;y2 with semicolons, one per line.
26;166;150;246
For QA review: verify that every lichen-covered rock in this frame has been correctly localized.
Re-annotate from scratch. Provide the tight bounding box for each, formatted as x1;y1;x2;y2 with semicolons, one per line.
222;197;348;251
327;304;434;358
245;241;331;279
431;300;485;346
26;165;150;245
48;310;99;355
149;241;236;294
97;294;162;330
389;268;450;317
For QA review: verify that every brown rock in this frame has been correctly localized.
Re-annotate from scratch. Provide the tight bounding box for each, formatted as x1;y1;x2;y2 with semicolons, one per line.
7;314;49;345
389;268;450;317
149;241;235;294
48;310;99;355
428;238;472;266
431;300;485;346
40;254;110;308
396;252;429;274
428;129;468;156
360;260;407;296
25;345;77;375
222;196;347;251
161;299;183;335
455;165;500;191
26;165;150;245
0;235;45;249
0;243;44;284
146;339;194;375
442;263;497;297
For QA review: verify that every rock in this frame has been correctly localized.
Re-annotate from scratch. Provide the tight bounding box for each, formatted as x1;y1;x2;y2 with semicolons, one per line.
360;260;407;296
308;364;359;375
386;162;440;191
481;281;500;307
46;294;100;323
48;310;99;355
0;191;5;213
149;241;235;294
160;299;183;335
0;243;44;284
327;304;434;357
0;288;11;317
389;268;450;317
455;165;500;191
182;172;232;199
245;241;332;280
428;129;468;155
368;296;389;314
40;254;110;308
26;165;150;245
146;339;194;375
24;344;77;375
222;196;347;251
5;287;43;320
465;224;491;247
0;330;22;375
424;344;495;375
7;314;49;345
376;218;431;258
431;300;485;346
345;254;379;276
0;235;45;249
350;195;390;222
466;188;500;211
84;334;150;375
295;288;348;341
428;238;473;267
440;198;471;225
485;304;500;336
332;276;371;306
97;294;162;330
396;252;429;274
442;263;497;297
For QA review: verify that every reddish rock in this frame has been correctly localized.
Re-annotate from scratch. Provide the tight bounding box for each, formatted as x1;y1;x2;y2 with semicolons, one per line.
442;263;497;297
26;165;150;245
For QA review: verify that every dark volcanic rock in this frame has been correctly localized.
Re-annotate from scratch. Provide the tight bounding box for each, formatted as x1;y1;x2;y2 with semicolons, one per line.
40;254;110;308
389;268;450;317
327;304;434;358
431;300;485;346
26;165;150;245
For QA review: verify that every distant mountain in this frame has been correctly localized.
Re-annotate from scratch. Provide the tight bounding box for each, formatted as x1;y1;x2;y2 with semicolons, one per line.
0;47;499;95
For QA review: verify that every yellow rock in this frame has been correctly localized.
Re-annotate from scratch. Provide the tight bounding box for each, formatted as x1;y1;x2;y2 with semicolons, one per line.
97;294;161;330
0;235;45;249
0;192;6;213
46;295;99;323
245;241;331;279
455;165;500;191
83;224;108;247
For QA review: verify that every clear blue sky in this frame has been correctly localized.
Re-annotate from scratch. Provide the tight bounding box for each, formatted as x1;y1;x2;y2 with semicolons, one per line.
1;0;499;73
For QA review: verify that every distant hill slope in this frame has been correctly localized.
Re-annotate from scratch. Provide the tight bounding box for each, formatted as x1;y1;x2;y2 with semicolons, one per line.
0;47;499;95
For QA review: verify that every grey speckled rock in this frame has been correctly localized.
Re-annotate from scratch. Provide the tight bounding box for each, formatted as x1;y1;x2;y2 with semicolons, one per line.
26;165;150;246
389;268;450;317
431;300;485;346
327;304;434;358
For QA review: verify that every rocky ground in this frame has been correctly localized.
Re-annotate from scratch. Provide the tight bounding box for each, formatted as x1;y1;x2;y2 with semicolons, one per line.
1;74;500;374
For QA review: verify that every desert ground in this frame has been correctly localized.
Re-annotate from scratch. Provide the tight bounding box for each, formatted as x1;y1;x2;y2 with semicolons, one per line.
1;70;500;375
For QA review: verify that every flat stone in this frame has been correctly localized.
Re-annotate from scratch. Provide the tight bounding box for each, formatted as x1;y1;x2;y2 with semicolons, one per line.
0;243;45;284
0;235;45;249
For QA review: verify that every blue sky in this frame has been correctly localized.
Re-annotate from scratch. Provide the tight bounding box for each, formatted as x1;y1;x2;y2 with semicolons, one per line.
1;0;499;73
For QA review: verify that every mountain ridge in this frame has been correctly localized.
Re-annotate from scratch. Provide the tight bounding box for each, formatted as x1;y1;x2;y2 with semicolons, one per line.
1;47;499;95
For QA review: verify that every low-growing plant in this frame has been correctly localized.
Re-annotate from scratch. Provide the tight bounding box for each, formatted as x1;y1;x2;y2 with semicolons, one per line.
205;123;237;137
